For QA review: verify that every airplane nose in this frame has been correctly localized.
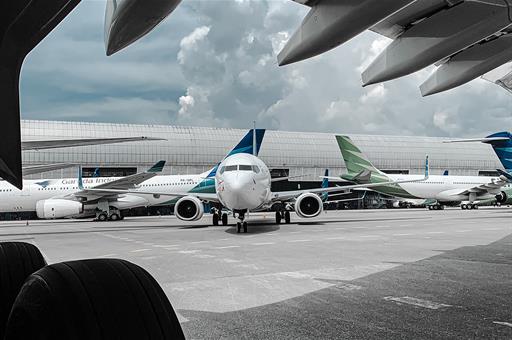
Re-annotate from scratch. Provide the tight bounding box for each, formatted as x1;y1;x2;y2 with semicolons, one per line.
223;173;255;209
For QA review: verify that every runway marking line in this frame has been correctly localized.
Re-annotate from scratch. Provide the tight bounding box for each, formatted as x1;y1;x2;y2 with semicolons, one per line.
493;321;512;328
384;296;452;310
215;246;240;249
426;231;445;234
393;233;413;236
360;235;379;238
251;242;275;246
288;239;311;243
483;228;502;231
98;254;117;257
131;249;151;253
326;237;346;240
375;225;391;228
456;230;472;233
191;241;209;244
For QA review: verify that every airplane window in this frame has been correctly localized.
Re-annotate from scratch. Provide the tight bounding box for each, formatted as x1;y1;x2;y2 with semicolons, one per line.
252;165;260;173
219;166;226;174
224;165;238;172
239;165;253;171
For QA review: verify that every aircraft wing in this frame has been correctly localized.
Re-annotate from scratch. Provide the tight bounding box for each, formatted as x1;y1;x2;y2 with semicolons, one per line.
271;175;428;202
72;161;166;199
22;163;76;176
451;173;511;196
21;136;164;150
282;0;512;96
75;188;220;203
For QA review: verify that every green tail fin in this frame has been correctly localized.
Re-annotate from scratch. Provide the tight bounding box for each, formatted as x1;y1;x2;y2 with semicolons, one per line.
336;135;388;182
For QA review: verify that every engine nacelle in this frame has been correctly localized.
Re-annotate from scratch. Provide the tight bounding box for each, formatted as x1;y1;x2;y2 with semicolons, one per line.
496;191;508;204
36;199;83;219
294;193;323;218
175;196;204;221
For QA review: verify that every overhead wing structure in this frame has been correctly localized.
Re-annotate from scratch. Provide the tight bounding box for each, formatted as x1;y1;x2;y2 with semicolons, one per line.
22;163;76;176
21;136;164;150
282;0;512;96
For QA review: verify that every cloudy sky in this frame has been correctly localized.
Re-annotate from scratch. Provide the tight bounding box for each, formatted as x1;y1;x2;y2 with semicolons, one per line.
20;0;512;137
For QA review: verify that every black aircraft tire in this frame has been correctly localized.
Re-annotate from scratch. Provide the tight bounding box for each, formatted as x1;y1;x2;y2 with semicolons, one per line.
285;211;291;224
0;242;47;340
5;259;185;340
213;213;219;226
222;213;228;226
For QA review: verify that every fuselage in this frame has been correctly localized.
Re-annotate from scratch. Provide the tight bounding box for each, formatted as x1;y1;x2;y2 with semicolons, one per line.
215;154;271;211
385;174;509;202
0;174;214;214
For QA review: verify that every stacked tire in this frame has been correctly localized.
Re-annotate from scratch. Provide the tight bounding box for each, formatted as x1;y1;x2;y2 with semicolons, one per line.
0;242;185;340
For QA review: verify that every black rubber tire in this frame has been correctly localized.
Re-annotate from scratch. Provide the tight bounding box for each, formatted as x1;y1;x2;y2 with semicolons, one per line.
5;258;184;340
237;222;241;233
243;222;248;233
109;213;120;221
285;211;291;224
213;213;219;226
222;213;228;226
0;242;47;340
97;213;107;221
275;211;281;224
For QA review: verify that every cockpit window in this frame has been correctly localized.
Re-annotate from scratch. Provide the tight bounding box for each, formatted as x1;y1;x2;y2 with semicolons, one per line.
252;165;260;173
219;166;225;174
239;165;253;171
224;165;238;172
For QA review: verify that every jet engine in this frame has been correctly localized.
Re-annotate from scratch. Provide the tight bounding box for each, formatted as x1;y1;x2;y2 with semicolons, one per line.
36;199;83;219
294;193;323;218
496;191;508;204
174;196;204;221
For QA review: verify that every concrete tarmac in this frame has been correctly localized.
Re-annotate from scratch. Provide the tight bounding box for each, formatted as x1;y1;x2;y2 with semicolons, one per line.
1;208;512;339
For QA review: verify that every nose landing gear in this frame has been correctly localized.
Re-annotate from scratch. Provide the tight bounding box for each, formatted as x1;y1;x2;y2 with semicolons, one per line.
211;208;229;226
235;210;248;233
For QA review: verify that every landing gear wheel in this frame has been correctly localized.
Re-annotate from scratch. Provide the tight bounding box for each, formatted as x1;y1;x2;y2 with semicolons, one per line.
285;211;291;224
275;211;281;224
237;222;241;233
213;213;219;226
428;205;433;210
109;213;120;221
222;213;228;226
0;242;47;340
472;204;478;210
461;204;467;210
97;213;108;221
5;259;185;340
243;222;248;233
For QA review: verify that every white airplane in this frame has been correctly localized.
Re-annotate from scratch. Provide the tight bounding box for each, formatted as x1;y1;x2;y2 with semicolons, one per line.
329;135;512;211
0;130;262;221
92;131;428;233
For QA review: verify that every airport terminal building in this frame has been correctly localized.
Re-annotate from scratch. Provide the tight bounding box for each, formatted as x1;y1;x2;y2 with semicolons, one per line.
21;119;501;180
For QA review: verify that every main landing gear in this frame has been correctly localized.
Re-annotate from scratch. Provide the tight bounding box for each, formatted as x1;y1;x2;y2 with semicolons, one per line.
234;210;248;233
427;204;444;211
211;209;228;226
96;206;123;221
275;211;291;224
461;203;478;210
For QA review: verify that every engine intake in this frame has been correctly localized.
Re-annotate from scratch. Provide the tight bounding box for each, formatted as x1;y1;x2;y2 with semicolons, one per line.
175;196;204;221
294;193;323;218
36;199;83;219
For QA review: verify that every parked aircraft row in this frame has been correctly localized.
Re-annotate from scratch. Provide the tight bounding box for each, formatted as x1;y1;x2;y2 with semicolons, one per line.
3;129;512;232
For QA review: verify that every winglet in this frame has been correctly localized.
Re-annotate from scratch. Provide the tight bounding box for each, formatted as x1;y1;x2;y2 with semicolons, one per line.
497;168;512;182
147;160;166;173
424;155;430;179
78;165;84;190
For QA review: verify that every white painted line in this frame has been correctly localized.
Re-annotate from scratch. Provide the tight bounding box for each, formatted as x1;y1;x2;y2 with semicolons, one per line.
352;226;369;229
131;249;150;253
335;227;346;230
252;242;275;246
178;250;201;254
326;237;346;240
493;321;512;328
398;225;411;227
99;254;118;257
153;244;180;248
427;231;445;234
191;241;210;244
215;246;240;249
288;239;312;243
483;228;502;231
375;225;391;228
456;230;472;233
393;233;413;236
290;231;302;234
384;296;452;310
360;235;379;238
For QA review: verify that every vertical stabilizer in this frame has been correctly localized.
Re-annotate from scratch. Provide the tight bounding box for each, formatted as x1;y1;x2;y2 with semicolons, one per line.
335;136;388;181
483;132;512;171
